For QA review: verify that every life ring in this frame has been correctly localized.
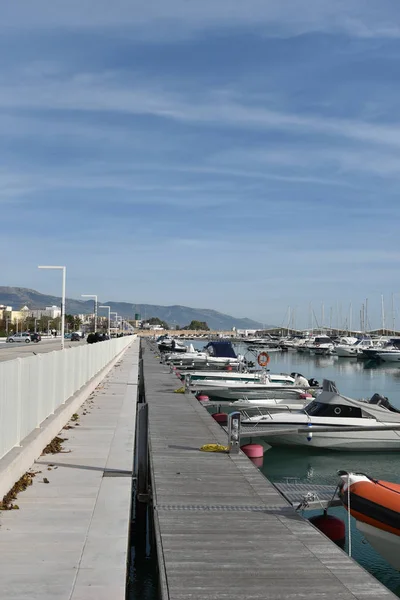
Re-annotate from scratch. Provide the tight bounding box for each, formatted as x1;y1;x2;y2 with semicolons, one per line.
257;352;270;367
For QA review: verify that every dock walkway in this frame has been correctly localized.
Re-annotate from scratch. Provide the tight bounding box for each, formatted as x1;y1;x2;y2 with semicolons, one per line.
144;344;396;600
0;338;139;600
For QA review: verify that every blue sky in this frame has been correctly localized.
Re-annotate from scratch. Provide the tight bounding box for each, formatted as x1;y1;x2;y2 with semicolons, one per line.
2;0;400;328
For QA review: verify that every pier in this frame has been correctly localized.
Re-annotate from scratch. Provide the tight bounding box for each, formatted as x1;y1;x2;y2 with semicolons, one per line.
143;342;397;600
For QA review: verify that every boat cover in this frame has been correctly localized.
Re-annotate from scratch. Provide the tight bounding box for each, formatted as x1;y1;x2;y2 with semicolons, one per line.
204;341;237;358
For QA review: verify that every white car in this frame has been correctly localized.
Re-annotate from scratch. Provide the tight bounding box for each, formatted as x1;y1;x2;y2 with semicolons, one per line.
6;332;31;343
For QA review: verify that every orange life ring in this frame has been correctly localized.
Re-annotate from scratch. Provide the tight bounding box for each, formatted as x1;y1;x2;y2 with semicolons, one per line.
257;352;270;367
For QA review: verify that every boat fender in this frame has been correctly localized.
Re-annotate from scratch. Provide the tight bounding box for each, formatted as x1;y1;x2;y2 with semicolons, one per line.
307;422;313;442
309;513;345;548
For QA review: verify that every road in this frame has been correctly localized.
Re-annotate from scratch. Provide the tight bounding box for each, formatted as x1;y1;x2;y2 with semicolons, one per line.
0;338;86;362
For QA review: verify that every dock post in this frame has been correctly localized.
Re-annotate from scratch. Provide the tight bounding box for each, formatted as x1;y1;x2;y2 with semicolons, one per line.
227;411;241;454
136;402;149;502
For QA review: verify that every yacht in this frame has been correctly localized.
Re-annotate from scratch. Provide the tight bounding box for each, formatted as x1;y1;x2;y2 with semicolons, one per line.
308;336;335;356
240;380;400;451
362;338;400;361
335;337;373;358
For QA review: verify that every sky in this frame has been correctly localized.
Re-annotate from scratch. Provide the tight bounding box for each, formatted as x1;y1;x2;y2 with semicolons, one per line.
2;0;400;328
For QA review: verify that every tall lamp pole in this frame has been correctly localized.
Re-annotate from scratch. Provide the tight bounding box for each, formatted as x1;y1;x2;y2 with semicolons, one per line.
110;312;118;335
38;265;66;350
82;294;97;332
99;305;111;338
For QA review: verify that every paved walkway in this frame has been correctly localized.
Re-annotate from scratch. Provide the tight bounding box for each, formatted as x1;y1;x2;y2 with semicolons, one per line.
0;338;139;600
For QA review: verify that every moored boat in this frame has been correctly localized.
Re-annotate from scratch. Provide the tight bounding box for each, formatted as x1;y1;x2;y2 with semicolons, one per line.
339;471;400;570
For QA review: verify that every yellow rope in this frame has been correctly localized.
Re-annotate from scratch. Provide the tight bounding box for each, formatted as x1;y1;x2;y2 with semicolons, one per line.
200;443;229;453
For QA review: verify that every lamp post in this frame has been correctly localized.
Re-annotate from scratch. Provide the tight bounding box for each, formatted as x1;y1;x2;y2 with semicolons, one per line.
110;312;118;336
38;265;66;350
99;305;111;338
82;294;97;333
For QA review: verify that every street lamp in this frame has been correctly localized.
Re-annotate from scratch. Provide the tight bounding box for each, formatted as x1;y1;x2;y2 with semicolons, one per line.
99;305;111;338
38;265;66;350
81;294;97;332
110;312;118;335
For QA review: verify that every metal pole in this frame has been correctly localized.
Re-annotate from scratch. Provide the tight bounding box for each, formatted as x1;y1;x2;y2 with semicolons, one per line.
99;306;111;338
61;266;66;350
136;403;149;502
94;297;97;333
227;411;241;454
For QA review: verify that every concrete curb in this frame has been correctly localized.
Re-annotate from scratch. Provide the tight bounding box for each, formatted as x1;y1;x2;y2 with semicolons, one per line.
0;342;133;499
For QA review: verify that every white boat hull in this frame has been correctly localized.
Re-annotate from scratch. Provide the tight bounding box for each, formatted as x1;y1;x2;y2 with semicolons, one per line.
358;521;400;570
256;426;400;451
336;347;359;357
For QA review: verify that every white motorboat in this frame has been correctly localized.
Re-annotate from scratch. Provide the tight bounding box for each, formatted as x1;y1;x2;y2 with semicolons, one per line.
165;340;244;370
189;372;315;401
335;338;373;358
309;336;335;356
157;335;188;353
339;471;400;570
230;395;312;412
240;380;400;451
375;341;400;362
244;337;279;348
181;370;264;384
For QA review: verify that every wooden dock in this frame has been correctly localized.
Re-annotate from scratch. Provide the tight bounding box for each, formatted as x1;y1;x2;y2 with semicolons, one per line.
143;343;397;600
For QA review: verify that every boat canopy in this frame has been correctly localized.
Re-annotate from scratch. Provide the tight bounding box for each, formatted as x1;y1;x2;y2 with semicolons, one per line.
204;341;237;358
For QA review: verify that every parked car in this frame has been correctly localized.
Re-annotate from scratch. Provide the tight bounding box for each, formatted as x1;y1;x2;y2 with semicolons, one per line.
6;332;31;343
64;333;72;339
70;333;81;341
30;333;41;343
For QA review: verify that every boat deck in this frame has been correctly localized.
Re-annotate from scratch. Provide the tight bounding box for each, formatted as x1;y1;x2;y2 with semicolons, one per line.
144;342;396;600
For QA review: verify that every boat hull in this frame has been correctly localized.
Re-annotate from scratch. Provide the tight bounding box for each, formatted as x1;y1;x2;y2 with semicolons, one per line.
193;387;305;401
358;522;400;569
376;352;400;362
251;426;400;451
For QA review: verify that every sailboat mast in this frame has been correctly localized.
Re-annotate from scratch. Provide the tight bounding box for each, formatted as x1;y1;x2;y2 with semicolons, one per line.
349;302;352;335
381;295;385;335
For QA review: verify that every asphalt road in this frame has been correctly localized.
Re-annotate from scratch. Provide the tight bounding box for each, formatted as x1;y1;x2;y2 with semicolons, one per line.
0;338;87;362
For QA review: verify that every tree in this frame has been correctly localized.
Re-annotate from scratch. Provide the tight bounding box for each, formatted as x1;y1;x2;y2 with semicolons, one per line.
184;320;210;331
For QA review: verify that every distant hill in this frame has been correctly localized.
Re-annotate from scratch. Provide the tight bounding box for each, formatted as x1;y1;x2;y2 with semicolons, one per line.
0;287;269;330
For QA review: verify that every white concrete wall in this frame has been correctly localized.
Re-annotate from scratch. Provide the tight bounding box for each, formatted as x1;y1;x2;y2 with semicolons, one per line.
0;336;133;460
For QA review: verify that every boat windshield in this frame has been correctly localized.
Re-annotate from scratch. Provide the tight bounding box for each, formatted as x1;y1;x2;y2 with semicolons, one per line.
304;400;362;418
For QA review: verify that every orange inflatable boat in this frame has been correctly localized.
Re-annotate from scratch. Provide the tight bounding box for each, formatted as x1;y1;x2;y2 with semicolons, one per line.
339;471;400;569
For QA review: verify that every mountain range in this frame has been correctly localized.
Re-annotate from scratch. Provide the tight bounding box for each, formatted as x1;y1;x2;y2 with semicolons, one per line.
0;287;268;330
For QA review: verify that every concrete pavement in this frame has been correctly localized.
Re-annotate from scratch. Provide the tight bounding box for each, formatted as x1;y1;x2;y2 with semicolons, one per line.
0;338;86;362
0;338;139;599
